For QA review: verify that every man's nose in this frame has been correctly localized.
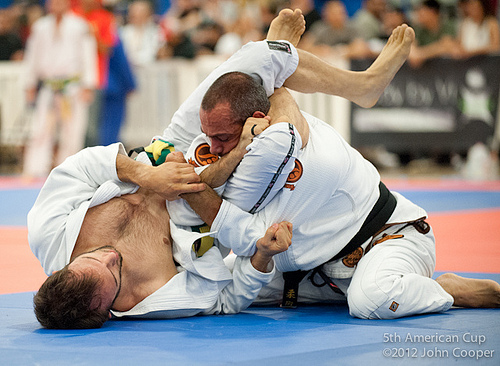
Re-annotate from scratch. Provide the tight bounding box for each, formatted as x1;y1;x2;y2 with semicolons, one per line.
210;141;223;155
102;251;118;267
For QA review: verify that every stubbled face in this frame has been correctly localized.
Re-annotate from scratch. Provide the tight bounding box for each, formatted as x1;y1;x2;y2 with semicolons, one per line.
200;102;243;156
69;246;123;310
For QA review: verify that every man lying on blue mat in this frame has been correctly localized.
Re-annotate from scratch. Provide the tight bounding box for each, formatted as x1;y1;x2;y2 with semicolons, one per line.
29;10;500;329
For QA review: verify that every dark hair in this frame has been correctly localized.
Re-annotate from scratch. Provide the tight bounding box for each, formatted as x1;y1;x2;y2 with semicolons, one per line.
476;0;495;17
201;72;271;126
422;0;440;12
33;266;109;329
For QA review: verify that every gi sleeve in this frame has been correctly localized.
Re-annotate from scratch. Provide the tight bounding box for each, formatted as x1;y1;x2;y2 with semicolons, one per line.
27;143;137;275
211;199;269;256
209;256;276;315
223;122;301;213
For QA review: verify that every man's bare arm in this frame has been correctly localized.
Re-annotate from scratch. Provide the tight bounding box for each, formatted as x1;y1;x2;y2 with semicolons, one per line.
251;221;292;272
116;153;205;201
180;184;222;226
268;87;309;147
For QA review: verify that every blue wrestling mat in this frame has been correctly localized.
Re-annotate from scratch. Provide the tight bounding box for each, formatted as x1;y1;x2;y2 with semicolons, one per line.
1;180;499;365
1;282;499;366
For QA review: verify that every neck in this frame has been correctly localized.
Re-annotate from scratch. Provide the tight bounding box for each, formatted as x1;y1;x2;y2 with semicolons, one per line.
111;242;178;312
54;13;65;23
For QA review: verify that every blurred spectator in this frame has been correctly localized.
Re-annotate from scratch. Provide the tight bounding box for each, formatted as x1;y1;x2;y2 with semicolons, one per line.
215;9;263;57
382;6;408;39
260;0;288;35
22;0;97;178
74;0;117;147
121;0;164;66
408;0;456;67
301;0;372;59
159;0;202;58
456;0;500;57
18;3;44;46
289;0;321;34
99;35;136;145
351;0;387;41
0;7;24;60
190;20;224;55
366;5;408;53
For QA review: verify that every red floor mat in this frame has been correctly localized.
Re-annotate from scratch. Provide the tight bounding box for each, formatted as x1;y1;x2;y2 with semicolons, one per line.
0;227;46;294
430;209;500;273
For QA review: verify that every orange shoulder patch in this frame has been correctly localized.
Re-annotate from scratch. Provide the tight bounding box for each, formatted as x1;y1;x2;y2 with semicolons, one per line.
194;143;219;166
286;159;303;184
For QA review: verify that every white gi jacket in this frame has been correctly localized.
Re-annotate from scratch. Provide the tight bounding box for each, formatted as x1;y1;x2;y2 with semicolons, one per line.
211;113;428;276
27;143;275;318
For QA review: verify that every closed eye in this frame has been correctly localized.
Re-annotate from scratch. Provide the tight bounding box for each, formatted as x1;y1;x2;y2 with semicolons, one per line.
82;256;118;287
213;136;230;142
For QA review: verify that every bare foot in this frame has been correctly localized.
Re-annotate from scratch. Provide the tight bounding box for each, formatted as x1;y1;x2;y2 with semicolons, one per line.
267;8;305;47
356;24;415;108
436;273;500;308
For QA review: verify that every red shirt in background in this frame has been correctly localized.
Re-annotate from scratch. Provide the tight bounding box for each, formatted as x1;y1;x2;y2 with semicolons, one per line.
73;3;117;89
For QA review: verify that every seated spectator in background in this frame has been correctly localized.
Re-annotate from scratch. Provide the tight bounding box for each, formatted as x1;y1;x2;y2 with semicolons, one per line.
190;20;224;55
121;0;165;66
351;0;387;41
300;0;372;59
381;6;408;40
259;0;287;36
455;0;500;57
0;8;24;61
215;11;264;57
408;0;456;67
159;0;203;59
359;5;408;54
289;0;321;34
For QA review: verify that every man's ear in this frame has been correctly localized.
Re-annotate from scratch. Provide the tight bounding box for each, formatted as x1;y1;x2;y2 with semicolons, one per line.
253;111;265;118
52;271;57;275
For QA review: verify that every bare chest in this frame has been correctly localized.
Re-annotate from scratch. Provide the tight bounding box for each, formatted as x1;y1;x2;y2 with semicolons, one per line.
76;192;174;280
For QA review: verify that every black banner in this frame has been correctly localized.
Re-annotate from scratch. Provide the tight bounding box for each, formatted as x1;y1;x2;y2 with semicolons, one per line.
350;55;500;154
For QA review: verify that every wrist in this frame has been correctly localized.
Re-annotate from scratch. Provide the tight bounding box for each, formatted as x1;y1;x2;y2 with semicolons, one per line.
231;142;248;160
116;154;152;187
250;251;273;273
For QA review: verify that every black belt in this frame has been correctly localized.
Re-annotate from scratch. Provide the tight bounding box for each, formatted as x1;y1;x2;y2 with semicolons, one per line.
281;182;397;308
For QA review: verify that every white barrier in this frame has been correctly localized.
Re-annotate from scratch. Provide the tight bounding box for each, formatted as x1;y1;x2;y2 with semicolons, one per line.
0;61;27;145
0;57;351;149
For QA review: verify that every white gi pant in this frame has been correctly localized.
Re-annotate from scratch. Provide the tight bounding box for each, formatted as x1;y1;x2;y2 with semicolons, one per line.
23;83;89;177
346;223;453;319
